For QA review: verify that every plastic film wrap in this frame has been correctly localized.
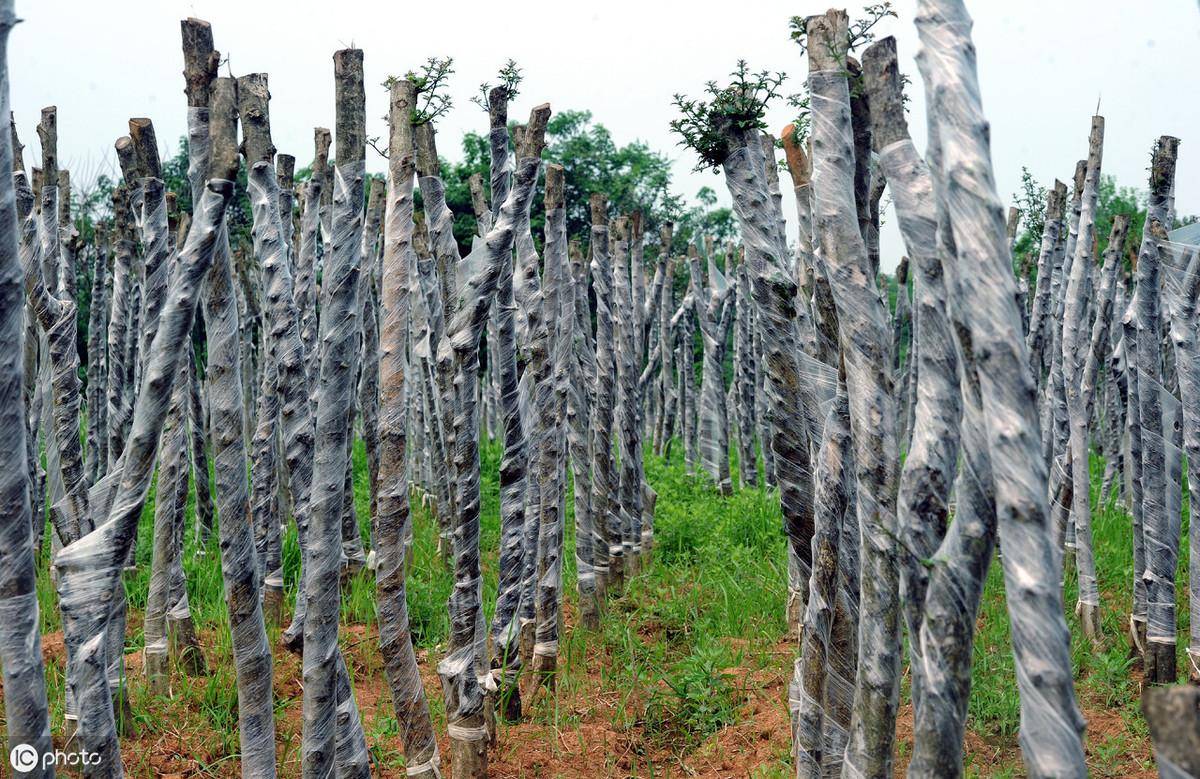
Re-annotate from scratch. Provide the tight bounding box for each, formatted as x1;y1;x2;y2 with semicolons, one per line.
808;57;901;776
915;0;1088;772
55;181;231;777
0;5;54;765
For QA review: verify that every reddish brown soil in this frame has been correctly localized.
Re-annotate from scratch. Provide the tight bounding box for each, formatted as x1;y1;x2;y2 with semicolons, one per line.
19;619;1157;778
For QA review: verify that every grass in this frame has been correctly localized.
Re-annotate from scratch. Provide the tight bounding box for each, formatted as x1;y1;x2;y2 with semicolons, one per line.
15;432;1188;776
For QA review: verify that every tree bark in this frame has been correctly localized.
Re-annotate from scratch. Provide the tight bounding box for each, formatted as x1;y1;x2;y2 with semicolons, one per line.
1135;136;1181;686
376;76;442;779
807;13;901;774
914;1;1088;772
0;2;54;766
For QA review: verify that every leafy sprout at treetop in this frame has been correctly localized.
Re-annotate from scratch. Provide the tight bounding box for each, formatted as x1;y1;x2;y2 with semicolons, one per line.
670;60;785;173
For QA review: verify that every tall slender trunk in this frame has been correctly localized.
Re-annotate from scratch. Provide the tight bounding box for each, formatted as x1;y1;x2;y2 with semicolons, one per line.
485;88;531;714
861;37;961;728
300;49;371;779
87;235;110;484
1061;117;1105;640
807;14;900;774
1135;136;1181;686
588;194;619;592
435;104;548;779
0;2;54;766
375;77;441;779
531;164;568;685
915;1;1088;772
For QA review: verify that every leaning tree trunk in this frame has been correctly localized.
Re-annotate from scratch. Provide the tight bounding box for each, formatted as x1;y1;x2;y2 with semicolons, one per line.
914;0;1089;772
55;178;232;778
1025;182;1067;373
18;173;86;546
1135;136;1181;686
374;76;442;779
807;13;901;774
0;3;54;768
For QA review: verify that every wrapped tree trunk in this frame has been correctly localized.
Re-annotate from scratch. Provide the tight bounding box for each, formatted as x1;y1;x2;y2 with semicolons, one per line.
614;217;643;566
485;87;531;721
358;176;385;549
375;76;442;779
1135;136;1181;686
588;194;619;591
1061;117;1105;640
914;0;1088;772
301;49;371;779
568;236;600;628
1025;182;1067;372
1143;686;1200;779
807;13;901;774
792;383;851;779
1123;291;1149;656
86;233;110;484
177;26;280;772
435;103;549;779
1045;162;1086;553
187;335;214;551
56;175;232;778
105;180;134;466
0;0;55;766
861;36;961;724
296;128;328;394
18;168;86;545
689;243;733;495
733;256;757;487
531;163;569;685
1171;247;1200;683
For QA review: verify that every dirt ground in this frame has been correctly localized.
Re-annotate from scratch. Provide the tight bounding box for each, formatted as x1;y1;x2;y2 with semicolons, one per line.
25;623;1157;778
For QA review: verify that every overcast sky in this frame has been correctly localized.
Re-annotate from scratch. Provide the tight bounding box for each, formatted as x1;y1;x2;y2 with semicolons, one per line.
10;0;1200;270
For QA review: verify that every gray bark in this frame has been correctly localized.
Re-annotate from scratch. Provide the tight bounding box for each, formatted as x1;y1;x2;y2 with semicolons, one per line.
0;2;54;767
914;1;1088;772
1135;136;1181;685
376;77;441;779
807;13;901;774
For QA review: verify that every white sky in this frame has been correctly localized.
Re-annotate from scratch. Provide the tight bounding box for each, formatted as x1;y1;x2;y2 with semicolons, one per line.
10;0;1200;271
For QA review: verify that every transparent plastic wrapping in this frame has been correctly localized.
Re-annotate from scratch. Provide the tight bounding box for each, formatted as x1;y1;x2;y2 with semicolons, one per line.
915;0;1087;772
55;180;231;775
0;7;54;762
301;157;368;778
